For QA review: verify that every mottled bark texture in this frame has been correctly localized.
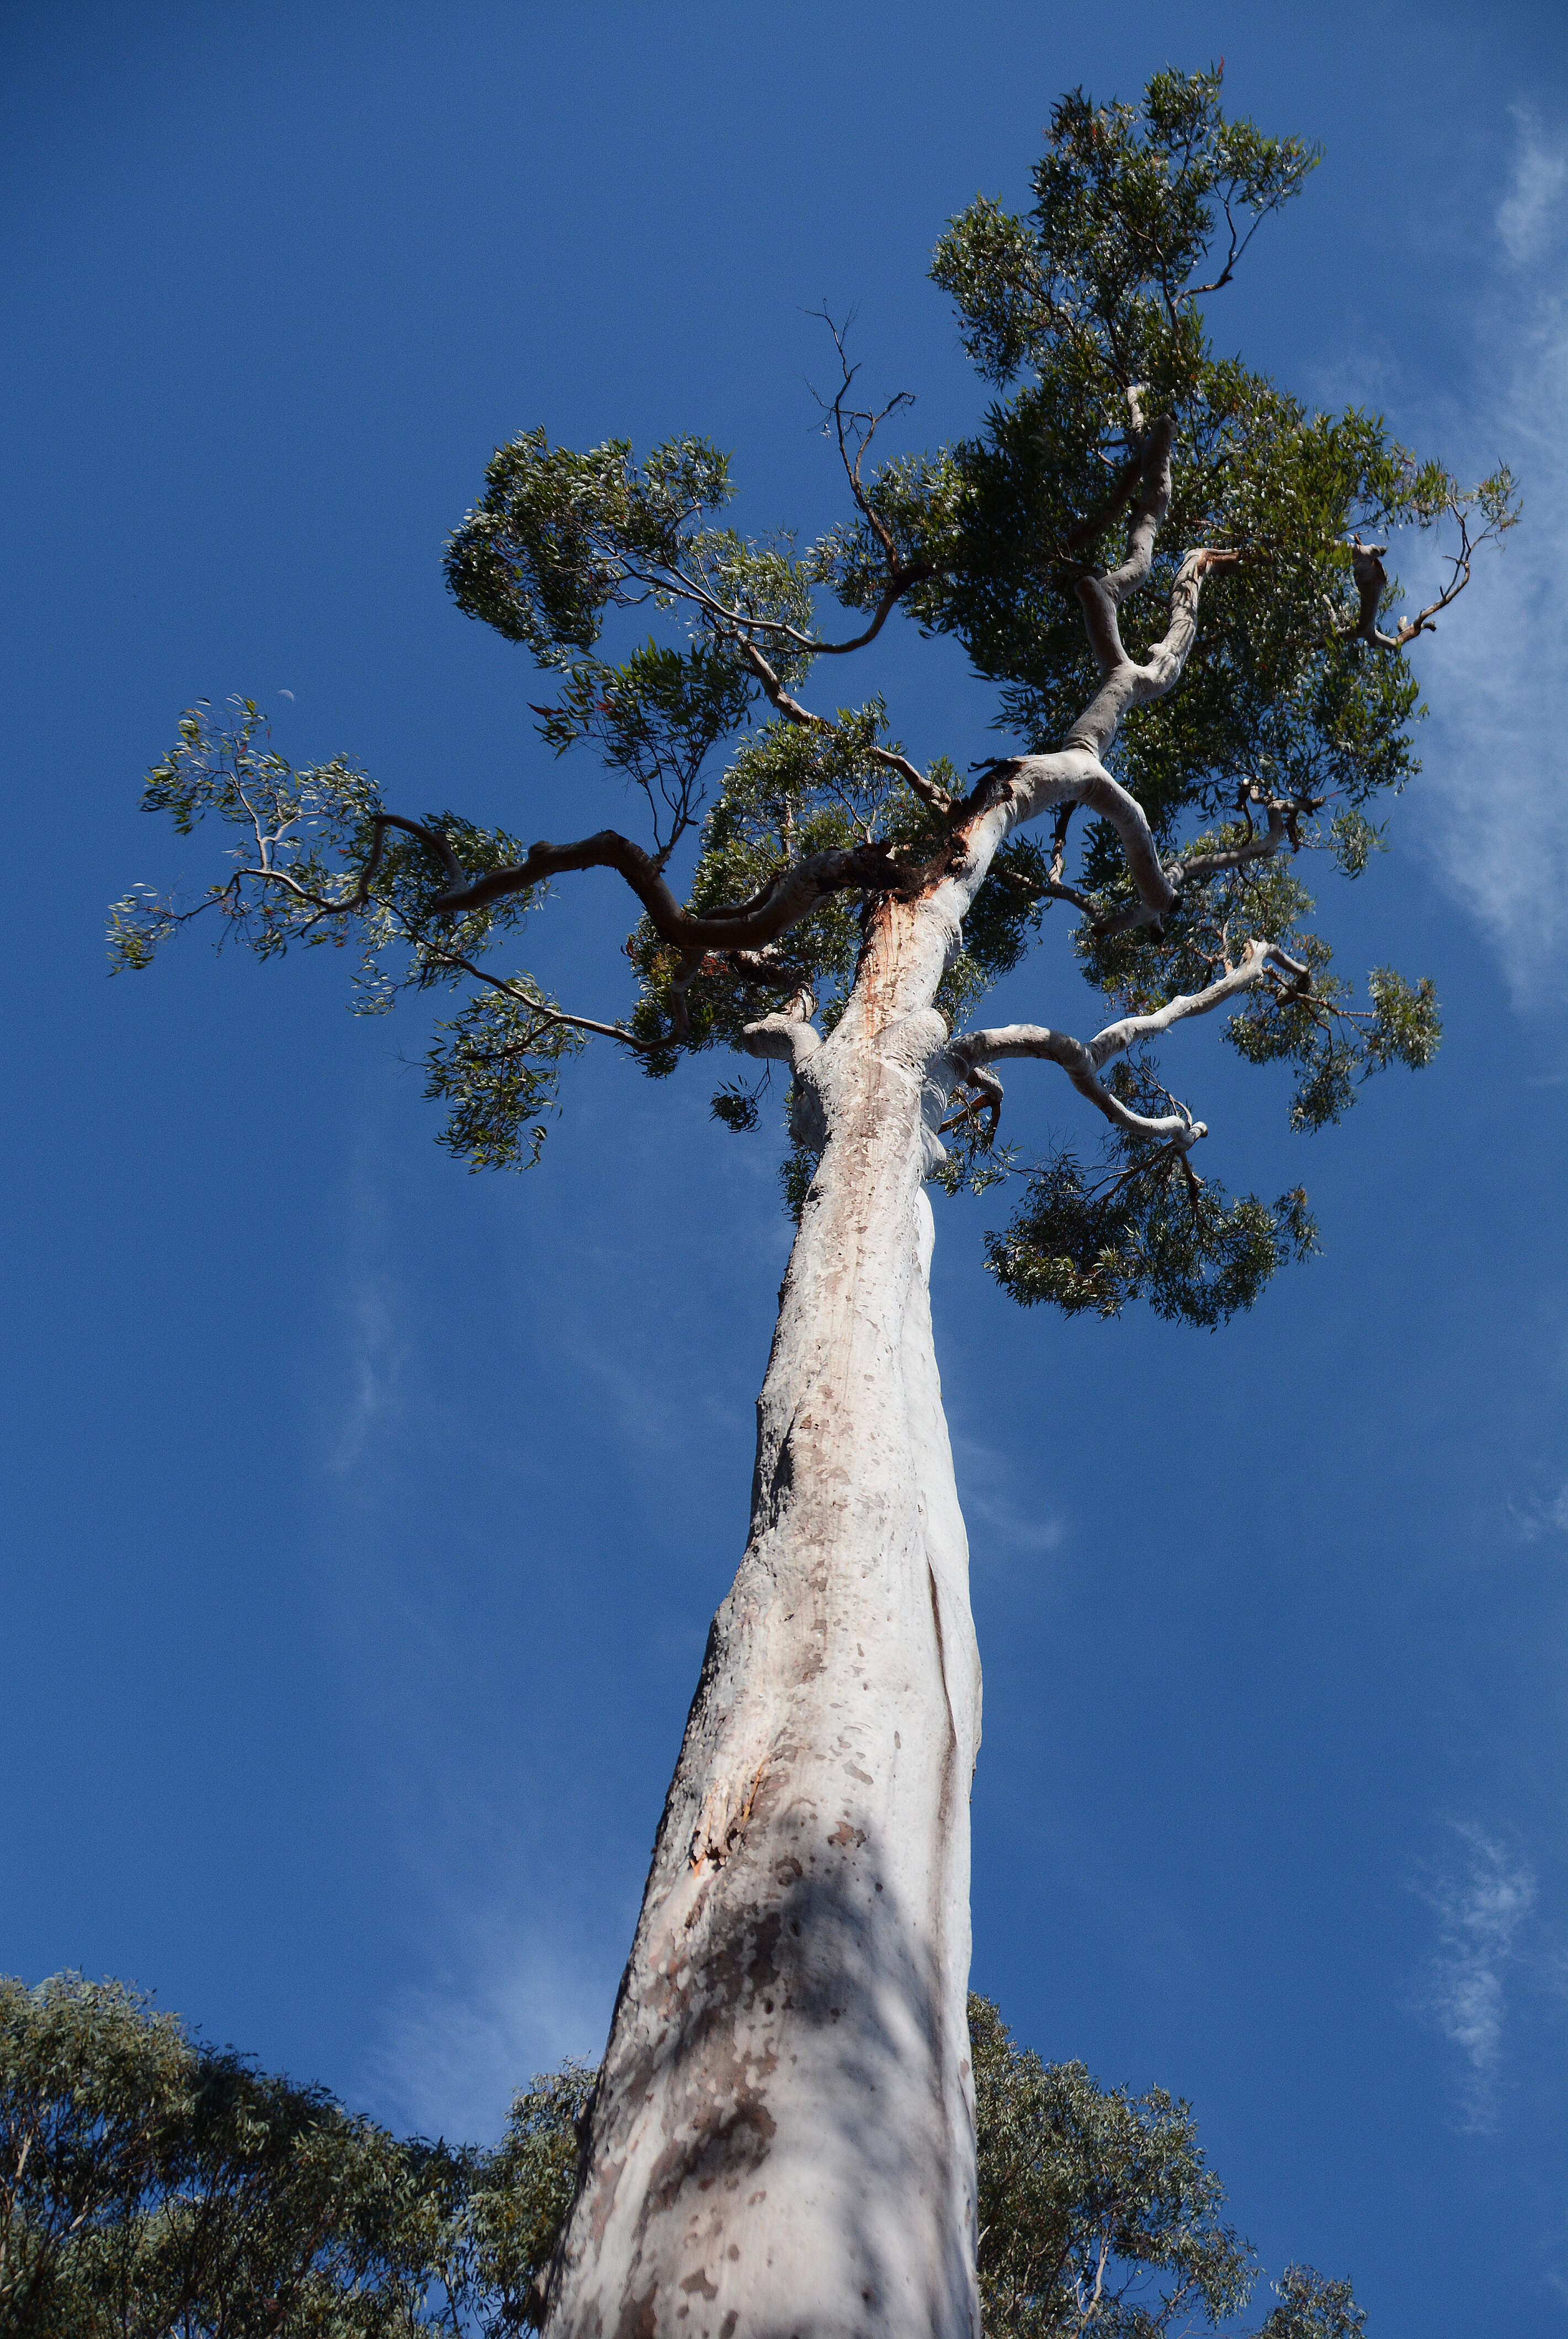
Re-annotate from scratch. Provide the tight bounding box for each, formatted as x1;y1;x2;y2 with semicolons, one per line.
545;897;984;2339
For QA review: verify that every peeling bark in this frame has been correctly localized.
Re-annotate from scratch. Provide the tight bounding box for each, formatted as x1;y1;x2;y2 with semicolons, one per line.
546;901;983;2339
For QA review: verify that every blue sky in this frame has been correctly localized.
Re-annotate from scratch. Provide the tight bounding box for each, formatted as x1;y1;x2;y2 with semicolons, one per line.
4;2;1568;2329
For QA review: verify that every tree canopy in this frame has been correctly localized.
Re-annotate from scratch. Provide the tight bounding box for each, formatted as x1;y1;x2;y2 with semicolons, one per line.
2;1976;1365;2339
111;65;1514;1327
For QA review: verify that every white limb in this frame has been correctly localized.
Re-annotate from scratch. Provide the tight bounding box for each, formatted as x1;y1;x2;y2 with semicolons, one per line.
741;1004;823;1074
932;412;1240;937
1093;799;1293;941
1086;938;1305;1068
1068;544;1243;762
950;938;1303;1146
958;746;1180;924
1348;527;1480;650
1045;409;1242;764
949;1020;1204;1148
1094;411;1173;610
946;540;1241;931
1348;541;1405;648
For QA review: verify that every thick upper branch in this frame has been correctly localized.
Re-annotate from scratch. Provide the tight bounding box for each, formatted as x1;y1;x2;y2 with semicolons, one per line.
421;824;910;951
950;1017;1205;1147
1092;798;1293;940
1100;414;1175;609
1085;937;1306;1066
963;747;1180;920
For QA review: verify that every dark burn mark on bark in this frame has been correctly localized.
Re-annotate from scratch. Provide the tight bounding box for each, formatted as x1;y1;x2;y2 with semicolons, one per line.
636;1899;785;2204
690;1756;770;1873
614;2283;661;2339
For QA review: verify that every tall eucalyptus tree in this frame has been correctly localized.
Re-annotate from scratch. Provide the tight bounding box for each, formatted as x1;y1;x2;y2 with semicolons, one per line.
115;70;1510;2339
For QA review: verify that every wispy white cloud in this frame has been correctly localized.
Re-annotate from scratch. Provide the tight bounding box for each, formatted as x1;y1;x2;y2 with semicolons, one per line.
1510;1482;1568;1541
1417;368;1568;1000
963;1482;1069;1560
1497;110;1568;269
1411;116;1568;1009
1408;1820;1537;2131
325;1266;410;1478
952;1433;1069;1564
315;1173;625;2153
364;1926;615;2144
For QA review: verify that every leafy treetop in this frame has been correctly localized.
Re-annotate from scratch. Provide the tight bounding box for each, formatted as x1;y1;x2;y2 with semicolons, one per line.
113;66;1513;1325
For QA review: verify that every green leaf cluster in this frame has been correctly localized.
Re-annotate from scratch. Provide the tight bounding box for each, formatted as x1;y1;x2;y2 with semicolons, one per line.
426;984;586;1172
971;1990;1252;2336
933;70;1320;393
0;1971;598;2338
984;1131;1317;1327
1253;2266;1369;2339
0;1973;466;2336
1227;961;1438;1134
919;68;1513;944
113;700;581;1163
534;639;754;859
443;430;735;663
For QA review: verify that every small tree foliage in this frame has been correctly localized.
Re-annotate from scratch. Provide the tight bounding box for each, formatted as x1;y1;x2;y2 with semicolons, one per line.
969;1997;1366;2339
113;67;1514;1328
0;1972;465;2336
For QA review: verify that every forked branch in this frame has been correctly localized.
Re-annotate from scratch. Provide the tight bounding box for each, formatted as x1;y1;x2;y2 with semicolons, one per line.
950;937;1305;1146
1092;794;1296;940
1348;514;1483;650
736;637;954;813
1069;541;1243;761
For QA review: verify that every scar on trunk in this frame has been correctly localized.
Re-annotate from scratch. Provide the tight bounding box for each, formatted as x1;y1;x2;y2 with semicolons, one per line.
689;1755;769;1871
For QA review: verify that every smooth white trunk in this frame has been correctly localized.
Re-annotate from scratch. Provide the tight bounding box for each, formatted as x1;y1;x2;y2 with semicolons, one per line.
547;905;982;2339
